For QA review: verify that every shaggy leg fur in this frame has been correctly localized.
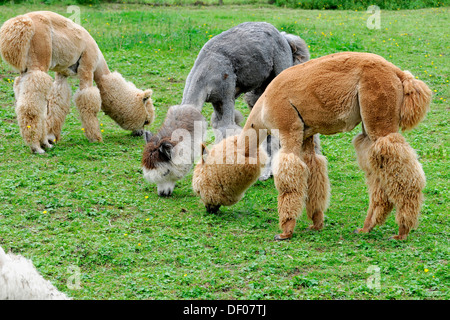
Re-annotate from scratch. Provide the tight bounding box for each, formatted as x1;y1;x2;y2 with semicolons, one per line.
353;133;394;234
354;133;425;240
74;87;102;142
46;73;71;144
273;152;309;240
302;135;330;231
14;70;53;154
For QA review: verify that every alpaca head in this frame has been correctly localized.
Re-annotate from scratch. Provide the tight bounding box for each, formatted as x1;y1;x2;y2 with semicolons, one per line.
98;72;155;135
192;135;267;213
141;131;194;197
141;105;207;197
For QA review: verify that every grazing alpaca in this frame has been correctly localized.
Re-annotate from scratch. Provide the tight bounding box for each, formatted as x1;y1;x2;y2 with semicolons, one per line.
0;11;154;154
193;52;431;241
142;105;207;196
142;22;309;196
0;246;71;300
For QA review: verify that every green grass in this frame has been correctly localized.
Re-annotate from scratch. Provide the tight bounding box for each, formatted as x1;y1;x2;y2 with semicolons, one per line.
0;3;448;300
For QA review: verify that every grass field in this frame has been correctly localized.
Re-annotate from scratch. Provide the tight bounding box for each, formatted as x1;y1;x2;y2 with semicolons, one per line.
0;2;448;300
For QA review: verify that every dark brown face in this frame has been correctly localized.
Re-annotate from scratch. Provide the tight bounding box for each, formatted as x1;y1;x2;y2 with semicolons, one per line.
142;138;174;170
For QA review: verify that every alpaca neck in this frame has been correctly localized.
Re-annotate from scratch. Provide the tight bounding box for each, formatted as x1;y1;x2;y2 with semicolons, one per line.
93;54;111;90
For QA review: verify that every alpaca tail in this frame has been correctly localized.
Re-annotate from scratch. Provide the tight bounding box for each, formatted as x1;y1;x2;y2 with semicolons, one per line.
281;32;310;63
0;14;35;72
398;70;432;131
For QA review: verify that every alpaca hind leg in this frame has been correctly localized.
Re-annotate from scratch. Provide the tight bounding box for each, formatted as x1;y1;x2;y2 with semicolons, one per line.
303;135;330;231
353;133;394;234
14;70;53;154
47;72;71;144
357;176;394;234
368;133;426;240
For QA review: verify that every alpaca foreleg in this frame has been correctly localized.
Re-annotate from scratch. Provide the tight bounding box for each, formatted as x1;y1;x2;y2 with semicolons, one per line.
14;70;53;154
273;151;309;240
303;135;330;231
74;87;102;142
46;73;71;144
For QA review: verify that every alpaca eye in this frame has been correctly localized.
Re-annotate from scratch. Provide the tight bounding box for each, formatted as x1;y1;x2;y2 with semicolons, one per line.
143;96;149;103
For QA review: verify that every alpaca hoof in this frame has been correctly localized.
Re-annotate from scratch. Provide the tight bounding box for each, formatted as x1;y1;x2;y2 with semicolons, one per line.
308;225;322;231
205;204;220;214
158;190;173;197
132;129;144;137
32;148;45;154
274;234;291;241
47;134;56;145
388;234;407;241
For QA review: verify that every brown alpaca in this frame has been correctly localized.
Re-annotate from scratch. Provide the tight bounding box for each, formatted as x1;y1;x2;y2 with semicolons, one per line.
0;11;154;153
193;52;431;240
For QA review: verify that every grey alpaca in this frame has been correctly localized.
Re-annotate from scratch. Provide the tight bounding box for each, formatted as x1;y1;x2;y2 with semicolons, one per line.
182;21;310;138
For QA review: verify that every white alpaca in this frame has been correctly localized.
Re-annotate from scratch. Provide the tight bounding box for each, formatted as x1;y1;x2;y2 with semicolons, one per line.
0;246;70;300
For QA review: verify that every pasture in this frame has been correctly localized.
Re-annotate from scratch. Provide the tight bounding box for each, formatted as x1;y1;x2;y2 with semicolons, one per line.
0;2;448;300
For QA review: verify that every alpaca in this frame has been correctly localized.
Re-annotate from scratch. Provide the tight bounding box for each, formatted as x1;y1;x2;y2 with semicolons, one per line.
0;246;71;300
193;52;431;241
142;22;309;196
0;11;154;154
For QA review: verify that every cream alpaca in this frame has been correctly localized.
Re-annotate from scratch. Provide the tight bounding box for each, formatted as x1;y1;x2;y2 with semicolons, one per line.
0;11;154;153
193;52;431;240
0;246;70;300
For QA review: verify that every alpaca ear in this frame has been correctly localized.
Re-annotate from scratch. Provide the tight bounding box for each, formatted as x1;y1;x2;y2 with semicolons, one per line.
201;143;209;164
159;141;173;161
142;89;153;102
144;130;153;143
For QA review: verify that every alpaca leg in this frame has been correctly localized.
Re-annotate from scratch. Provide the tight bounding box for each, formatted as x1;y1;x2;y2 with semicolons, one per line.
271;113;307;240
303;135;330;231
259;134;278;181
74;87;102;142
367;133;426;240
75;51;102;142
353;133;395;234
357;175;394;234
46;73;71;144
273;151;309;240
244;84;276;182
14;70;53;154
